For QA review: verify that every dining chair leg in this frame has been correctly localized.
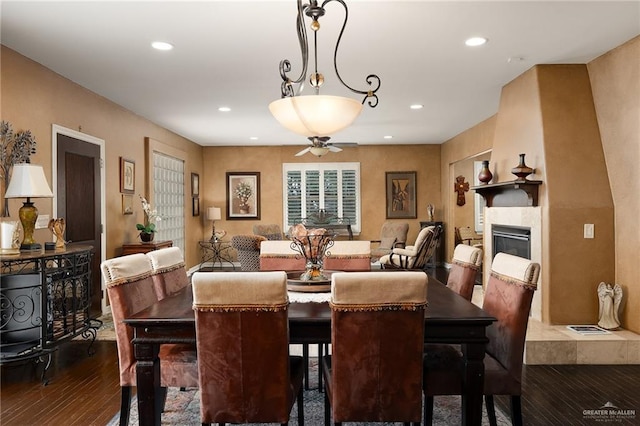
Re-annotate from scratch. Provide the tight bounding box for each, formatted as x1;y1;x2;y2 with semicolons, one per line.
119;386;132;426
303;343;310;390
297;385;305;426
510;395;523;426
485;395;497;426
318;343;324;392
424;395;434;426
324;387;330;426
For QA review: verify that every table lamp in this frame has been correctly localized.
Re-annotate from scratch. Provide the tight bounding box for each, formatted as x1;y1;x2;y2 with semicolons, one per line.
206;206;222;241
4;163;54;250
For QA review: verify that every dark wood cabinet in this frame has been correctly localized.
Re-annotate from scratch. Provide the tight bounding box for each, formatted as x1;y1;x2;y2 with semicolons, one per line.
420;221;445;267
121;240;172;256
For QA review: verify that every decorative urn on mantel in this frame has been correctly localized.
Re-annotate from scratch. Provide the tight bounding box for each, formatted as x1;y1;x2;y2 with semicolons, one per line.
511;153;534;181
477;160;493;184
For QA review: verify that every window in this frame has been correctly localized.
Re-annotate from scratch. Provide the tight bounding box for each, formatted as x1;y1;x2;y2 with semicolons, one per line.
283;162;360;233
153;152;185;252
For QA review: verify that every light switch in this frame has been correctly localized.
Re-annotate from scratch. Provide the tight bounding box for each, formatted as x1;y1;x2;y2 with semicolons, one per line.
584;224;594;239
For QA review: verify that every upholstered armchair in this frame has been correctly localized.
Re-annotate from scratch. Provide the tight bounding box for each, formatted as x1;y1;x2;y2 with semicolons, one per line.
423;252;540;425
379;225;441;270
191;271;304;425
253;223;285;240
231;234;267;271
370;221;409;261
323;271;427;426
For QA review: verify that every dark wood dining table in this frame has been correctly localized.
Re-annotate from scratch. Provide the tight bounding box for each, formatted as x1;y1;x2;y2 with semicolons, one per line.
124;275;496;426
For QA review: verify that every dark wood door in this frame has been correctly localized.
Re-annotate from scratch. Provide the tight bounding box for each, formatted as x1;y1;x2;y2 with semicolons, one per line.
56;134;102;316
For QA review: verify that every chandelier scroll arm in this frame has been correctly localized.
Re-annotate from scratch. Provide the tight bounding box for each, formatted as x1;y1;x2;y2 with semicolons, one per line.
278;0;312;98
325;0;381;108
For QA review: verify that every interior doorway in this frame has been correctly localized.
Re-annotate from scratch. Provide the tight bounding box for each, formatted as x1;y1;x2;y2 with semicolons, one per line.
52;125;106;315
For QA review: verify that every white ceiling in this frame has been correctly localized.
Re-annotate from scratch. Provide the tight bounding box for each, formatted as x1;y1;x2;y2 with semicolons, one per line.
1;1;638;148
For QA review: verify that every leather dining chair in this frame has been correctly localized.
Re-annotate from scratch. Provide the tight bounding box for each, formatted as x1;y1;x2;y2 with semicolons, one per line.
100;253;198;426
423;252;540;426
191;271;304;426
446;244;483;301
322;271;428;426
146;246;189;300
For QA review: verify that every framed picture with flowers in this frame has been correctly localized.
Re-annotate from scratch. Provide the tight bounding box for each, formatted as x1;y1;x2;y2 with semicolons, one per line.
226;172;260;220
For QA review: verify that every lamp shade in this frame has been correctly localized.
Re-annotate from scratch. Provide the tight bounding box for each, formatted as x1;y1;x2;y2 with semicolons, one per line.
5;164;54;199
310;146;330;157
269;95;363;137
206;207;222;221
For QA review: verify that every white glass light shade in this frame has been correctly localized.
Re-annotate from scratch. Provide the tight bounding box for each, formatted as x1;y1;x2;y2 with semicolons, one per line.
310;147;330;157
5;164;54;198
206;207;222;221
269;95;363;137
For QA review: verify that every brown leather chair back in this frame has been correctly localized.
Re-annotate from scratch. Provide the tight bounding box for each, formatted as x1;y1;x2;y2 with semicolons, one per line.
483;253;540;383
146;246;189;300
328;271;428;423
191;271;299;424
447;244;483;301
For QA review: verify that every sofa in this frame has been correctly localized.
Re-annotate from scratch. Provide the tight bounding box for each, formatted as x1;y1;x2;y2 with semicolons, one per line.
260;240;371;272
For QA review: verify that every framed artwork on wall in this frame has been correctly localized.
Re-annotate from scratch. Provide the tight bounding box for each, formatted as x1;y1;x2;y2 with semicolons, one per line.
192;197;200;216
122;194;133;215
120;157;135;193
191;172;199;197
385;171;417;219
226;172;260;220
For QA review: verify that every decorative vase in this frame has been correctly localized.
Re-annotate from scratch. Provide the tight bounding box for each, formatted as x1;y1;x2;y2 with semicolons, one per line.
290;234;335;281
140;232;154;242
511;153;534;181
477;160;493;184
239;202;249;214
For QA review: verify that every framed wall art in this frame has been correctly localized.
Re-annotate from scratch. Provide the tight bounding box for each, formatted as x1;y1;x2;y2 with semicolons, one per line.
192;197;200;216
385;171;417;219
226;172;260;220
191;172;199;197
122;194;133;215
120;157;135;193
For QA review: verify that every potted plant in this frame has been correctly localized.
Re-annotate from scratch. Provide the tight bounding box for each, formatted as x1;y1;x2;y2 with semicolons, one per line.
136;196;161;242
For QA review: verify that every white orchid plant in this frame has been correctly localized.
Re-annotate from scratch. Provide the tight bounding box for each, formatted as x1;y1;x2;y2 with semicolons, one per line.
136;196;161;234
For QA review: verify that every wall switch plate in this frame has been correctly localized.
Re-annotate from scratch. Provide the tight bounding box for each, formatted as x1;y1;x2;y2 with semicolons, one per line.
584;223;594;239
36;215;50;229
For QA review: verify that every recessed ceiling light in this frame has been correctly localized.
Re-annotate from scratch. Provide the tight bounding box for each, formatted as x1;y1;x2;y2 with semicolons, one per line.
465;37;488;47
218;107;231;112
249;136;258;140
151;41;173;51
410;104;423;110
384;135;393;139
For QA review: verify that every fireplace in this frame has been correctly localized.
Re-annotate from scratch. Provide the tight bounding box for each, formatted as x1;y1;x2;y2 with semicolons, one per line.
492;225;531;259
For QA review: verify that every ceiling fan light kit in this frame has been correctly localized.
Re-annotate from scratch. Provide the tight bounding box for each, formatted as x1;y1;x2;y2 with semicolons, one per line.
271;0;381;156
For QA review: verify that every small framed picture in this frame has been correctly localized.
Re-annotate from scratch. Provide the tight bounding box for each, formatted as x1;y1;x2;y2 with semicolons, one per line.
120;158;135;193
386;171;417;219
192;197;200;216
191;173;199;197
122;194;133;215
226;172;260;220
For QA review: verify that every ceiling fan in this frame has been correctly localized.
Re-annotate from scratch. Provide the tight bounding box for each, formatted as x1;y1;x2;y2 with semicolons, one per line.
295;136;356;157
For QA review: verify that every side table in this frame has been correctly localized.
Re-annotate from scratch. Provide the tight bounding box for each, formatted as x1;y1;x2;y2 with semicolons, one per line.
122;240;172;256
198;240;235;270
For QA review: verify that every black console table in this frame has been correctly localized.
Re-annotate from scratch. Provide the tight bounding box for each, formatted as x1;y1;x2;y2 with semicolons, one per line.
0;245;100;383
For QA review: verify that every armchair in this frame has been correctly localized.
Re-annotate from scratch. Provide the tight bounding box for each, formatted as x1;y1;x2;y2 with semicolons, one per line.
231;234;267;271
253;223;285;240
379;225;442;270
370;221;409;261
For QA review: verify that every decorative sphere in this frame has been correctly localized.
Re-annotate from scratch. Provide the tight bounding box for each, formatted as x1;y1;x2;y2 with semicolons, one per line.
311;20;320;31
310;73;324;87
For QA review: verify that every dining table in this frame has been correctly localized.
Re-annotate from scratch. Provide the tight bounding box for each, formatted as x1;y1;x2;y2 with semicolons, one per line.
124;274;496;426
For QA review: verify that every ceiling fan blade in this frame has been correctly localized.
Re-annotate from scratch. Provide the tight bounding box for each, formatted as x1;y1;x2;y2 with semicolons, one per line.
295;147;311;156
330;142;358;147
328;145;343;153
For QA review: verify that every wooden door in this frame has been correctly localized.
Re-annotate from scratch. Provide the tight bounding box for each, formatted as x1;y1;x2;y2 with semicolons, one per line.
56;134;102;316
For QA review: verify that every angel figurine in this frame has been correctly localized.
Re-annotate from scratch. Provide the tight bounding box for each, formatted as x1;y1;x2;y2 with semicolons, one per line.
48;218;66;249
597;282;623;329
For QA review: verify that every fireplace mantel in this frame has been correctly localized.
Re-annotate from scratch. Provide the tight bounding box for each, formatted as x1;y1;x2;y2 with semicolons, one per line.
472;180;542;207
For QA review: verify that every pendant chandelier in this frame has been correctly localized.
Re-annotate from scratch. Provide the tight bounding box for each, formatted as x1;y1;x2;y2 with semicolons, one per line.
269;0;381;139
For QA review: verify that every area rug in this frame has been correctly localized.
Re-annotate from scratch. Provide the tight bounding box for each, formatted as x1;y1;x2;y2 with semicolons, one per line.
107;361;510;425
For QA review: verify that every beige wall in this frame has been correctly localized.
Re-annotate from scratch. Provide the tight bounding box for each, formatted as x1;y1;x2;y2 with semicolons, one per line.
588;36;640;332
0;46;205;266
201;144;442;249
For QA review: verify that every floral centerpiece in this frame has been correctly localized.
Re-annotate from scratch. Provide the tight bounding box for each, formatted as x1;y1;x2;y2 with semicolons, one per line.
136;196;161;242
289;224;334;281
235;181;252;213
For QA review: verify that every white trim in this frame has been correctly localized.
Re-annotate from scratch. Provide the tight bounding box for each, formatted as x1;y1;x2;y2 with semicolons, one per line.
52;124;107;314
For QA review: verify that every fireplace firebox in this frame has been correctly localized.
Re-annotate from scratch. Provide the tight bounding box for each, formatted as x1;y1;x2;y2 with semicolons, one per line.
492;225;531;259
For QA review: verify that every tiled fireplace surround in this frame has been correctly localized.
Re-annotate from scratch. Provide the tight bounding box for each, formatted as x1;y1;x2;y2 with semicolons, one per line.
479;207;639;364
